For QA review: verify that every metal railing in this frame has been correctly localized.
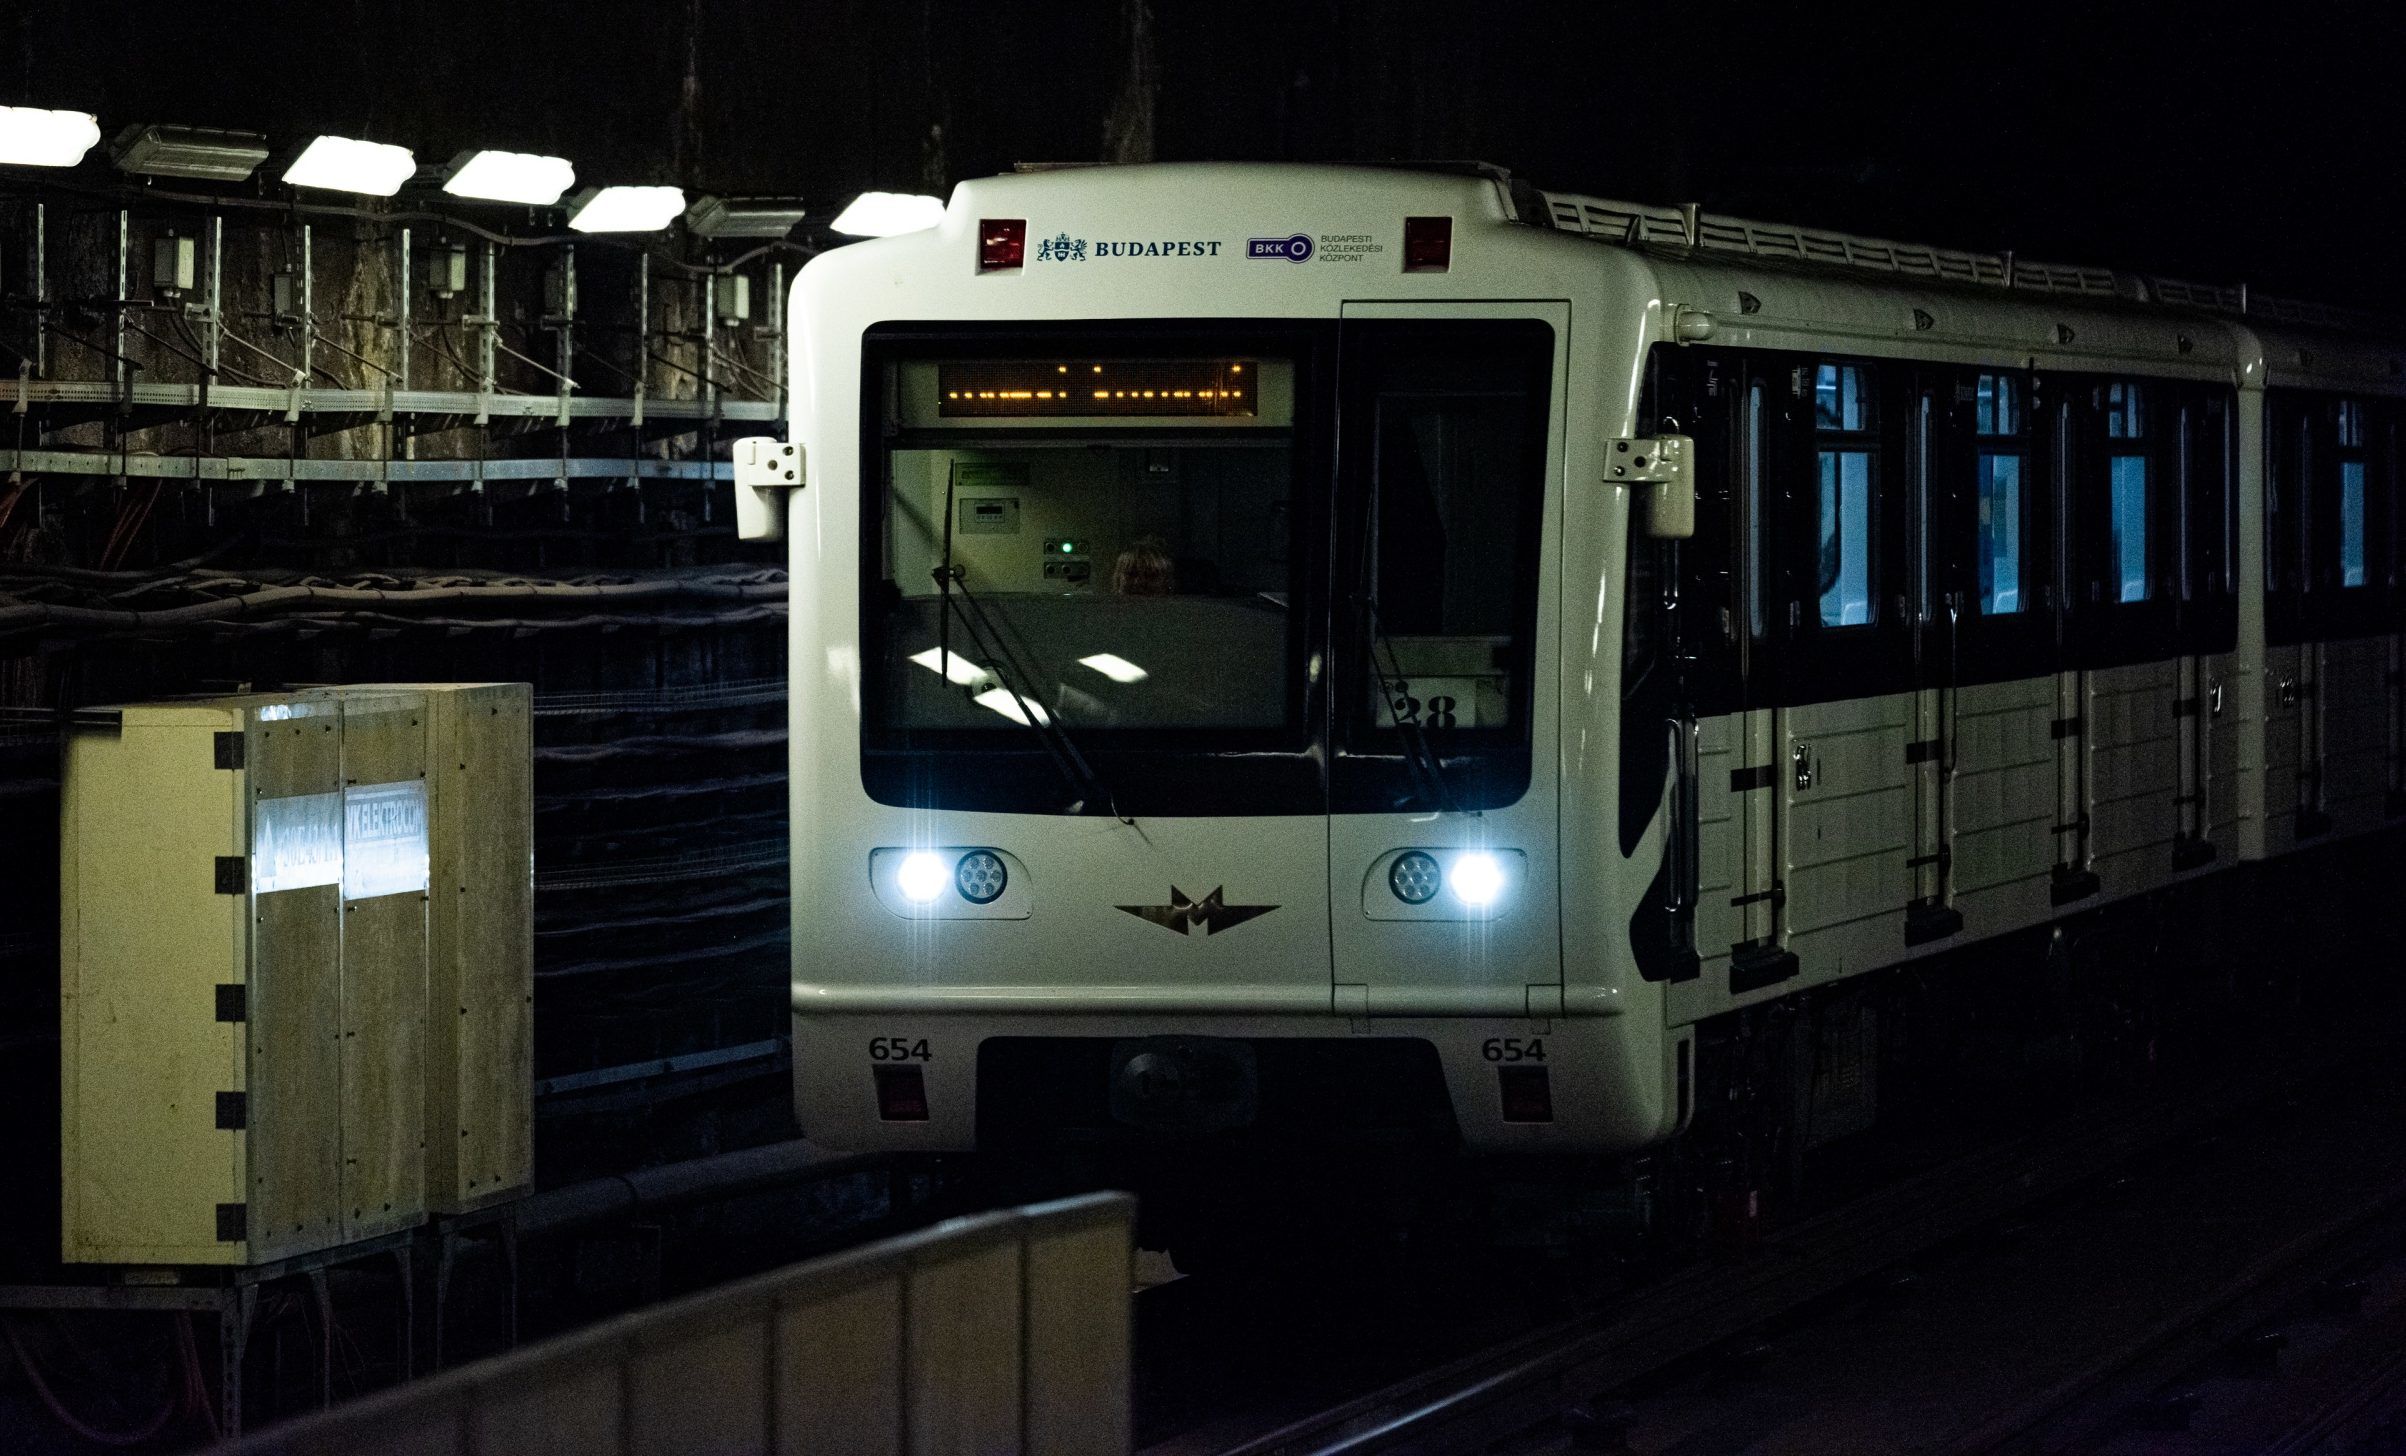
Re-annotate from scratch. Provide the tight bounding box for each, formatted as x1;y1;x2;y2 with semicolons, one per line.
221;1192;1136;1456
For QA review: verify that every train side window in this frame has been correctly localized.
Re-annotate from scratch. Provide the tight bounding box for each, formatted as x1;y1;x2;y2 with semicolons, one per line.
1974;372;2027;614
2105;380;2150;603
1814;362;1876;627
1747;377;1768;641
2265;394;2307;645
2172;388;2238;655
2377;399;2396;594
2337;399;2368;589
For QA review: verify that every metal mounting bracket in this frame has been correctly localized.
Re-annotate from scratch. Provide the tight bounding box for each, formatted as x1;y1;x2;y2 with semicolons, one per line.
1611;434;1694;538
731;437;805;542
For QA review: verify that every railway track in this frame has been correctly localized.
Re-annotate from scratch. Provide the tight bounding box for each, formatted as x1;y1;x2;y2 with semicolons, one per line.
1945;1174;2406;1455
1139;1024;2406;1456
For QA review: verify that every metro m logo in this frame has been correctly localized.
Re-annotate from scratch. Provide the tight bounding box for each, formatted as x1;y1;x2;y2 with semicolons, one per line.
1115;886;1277;936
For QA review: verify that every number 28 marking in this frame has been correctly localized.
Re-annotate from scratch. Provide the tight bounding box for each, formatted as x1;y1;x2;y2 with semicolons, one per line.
1384;680;1458;729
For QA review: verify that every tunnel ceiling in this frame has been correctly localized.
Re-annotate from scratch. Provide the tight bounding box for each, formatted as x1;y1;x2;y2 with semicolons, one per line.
2;2;2401;300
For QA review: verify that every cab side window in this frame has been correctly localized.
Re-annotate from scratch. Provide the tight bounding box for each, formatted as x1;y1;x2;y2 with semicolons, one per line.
2105;380;2151;604
1974;372;2028;615
2336;399;2368;589
1813;362;1877;627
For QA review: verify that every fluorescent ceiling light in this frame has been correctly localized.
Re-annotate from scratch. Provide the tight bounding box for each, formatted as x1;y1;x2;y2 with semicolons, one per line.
110;123;269;181
686;194;809;238
1079;653;1148;684
830;191;944;238
973;687;1049;726
441;149;575;206
909;647;987;687
283;135;416;196
567;185;686;233
0;107;101;168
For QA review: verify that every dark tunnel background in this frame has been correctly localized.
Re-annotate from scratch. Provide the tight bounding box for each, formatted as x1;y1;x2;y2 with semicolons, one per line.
8;1;2404;297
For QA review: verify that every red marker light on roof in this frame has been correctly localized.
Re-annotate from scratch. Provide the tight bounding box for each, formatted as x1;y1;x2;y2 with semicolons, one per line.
1403;215;1453;273
979;218;1026;272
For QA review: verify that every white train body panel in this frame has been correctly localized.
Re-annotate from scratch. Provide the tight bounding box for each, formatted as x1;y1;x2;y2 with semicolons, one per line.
783;165;1677;1156
777;163;2406;1162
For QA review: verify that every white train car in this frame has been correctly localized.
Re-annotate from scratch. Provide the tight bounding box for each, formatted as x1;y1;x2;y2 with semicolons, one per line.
735;163;2403;1237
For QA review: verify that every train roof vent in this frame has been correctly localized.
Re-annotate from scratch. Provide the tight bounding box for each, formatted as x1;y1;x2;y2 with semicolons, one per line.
1542;188;2101;296
1545;193;1692;247
1718;215;2008;287
1530;184;2391;334
2248;293;2384;333
2000;257;2121;298
2147;276;2247;313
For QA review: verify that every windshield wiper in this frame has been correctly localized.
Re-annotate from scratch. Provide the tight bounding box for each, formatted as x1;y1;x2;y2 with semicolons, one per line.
928;460;1125;818
932;567;1127;820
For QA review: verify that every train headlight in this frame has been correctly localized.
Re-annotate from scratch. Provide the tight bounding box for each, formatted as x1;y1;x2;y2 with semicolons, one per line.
954;849;1008;905
870;847;1028;919
1389;851;1441;905
897;851;949;903
1448;852;1506;908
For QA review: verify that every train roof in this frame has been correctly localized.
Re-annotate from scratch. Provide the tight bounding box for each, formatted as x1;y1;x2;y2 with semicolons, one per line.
1522;183;2406;397
957;162;2405;396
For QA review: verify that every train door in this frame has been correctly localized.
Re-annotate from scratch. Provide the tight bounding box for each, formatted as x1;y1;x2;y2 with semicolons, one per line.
1943;367;2060;937
2304;399;2392;837
2063;376;2185;904
1769;357;1917;983
2176;387;2239;870
1906;370;1965;945
2261;392;2310;857
2048;384;2101;905
1326;302;1568;1018
2262;391;2393;845
1645;347;1786;1011
2387;404;2406;826
1729;368;1788;976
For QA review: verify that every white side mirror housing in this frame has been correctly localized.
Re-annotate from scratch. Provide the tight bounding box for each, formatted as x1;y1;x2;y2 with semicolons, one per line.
1613;434;1694;540
732;437;805;541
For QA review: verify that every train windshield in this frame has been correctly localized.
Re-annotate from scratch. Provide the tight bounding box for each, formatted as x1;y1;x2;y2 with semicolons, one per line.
862;324;1325;814
860;320;1549;816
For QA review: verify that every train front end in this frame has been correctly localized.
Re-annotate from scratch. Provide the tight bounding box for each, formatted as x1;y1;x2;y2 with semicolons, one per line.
752;164;1684;1200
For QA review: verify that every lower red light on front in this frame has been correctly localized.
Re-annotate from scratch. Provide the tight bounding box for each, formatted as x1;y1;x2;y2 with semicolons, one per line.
875;1064;930;1121
1498;1065;1553;1123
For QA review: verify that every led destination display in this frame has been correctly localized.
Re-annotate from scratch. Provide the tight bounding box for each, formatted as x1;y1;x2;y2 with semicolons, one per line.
937;360;1257;418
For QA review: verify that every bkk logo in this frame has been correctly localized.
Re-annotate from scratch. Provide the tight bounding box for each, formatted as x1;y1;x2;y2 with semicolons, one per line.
1247;233;1313;263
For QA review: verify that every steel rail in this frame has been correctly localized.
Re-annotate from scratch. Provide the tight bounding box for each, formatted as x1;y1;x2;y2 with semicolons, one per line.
1943;1177;2406;1455
2263;1331;2406;1456
1200;1076;2265;1456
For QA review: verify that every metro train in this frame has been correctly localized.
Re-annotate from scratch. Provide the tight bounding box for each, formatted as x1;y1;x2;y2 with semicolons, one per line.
732;162;2404;1250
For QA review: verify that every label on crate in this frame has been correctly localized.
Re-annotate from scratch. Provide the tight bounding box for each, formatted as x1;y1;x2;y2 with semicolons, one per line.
252;792;344;894
343;780;429;901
